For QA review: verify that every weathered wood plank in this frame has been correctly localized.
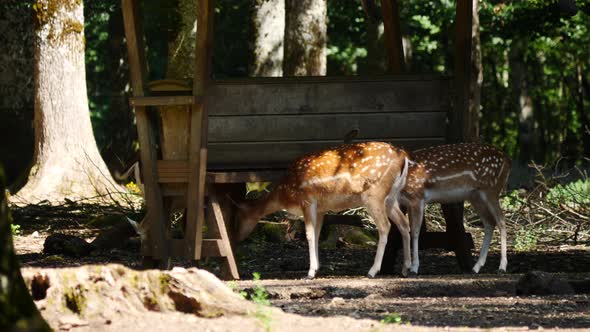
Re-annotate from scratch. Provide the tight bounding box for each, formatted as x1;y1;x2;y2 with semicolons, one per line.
129;96;196;107
209;193;240;279
185;0;215;261
207;170;284;183
208;112;447;143
121;0;147;97
121;0;169;264
205;78;451;116
207;138;446;169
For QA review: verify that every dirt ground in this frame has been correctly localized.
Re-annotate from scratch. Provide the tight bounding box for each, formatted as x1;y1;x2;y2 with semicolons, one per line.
12;218;590;331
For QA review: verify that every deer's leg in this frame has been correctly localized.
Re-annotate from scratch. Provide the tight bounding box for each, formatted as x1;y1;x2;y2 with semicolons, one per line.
469;195;495;273
303;200;320;279
485;195;508;272
366;200;391;278
314;212;325;272
408;202;425;275
386;199;411;277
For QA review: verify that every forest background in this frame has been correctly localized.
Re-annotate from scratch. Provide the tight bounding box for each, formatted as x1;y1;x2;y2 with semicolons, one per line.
0;0;589;190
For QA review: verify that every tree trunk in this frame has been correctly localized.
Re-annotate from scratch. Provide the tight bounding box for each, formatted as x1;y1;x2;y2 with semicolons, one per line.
0;1;35;188
283;0;327;76
14;0;124;205
509;39;535;163
166;0;197;80
468;0;482;142
252;0;285;77
0;165;50;331
364;17;387;75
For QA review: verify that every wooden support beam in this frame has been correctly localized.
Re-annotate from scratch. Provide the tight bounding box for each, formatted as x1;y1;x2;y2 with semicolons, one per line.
209;192;240;279
129;96;197;107
450;0;473;143
185;0;215;260
380;0;405;73
121;0;169;265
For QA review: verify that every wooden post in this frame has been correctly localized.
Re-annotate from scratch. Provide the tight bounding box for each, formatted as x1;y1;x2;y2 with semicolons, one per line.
450;0;473;143
185;0;215;260
121;0;169;266
380;0;405;73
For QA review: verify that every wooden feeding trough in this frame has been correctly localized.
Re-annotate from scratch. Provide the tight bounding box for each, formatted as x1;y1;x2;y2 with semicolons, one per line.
121;0;476;279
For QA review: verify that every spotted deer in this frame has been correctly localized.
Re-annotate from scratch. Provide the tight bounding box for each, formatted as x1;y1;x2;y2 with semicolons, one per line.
235;142;412;278
400;143;512;275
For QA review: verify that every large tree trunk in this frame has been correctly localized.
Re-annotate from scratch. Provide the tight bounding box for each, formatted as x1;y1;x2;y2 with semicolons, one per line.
14;0;123;205
0;165;50;331
252;0;285;77
469;0;482;142
283;0;327;76
0;1;35;188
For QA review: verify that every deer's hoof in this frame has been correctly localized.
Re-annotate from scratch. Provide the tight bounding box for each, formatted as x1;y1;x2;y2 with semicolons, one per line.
497;268;507;274
408;270;418;277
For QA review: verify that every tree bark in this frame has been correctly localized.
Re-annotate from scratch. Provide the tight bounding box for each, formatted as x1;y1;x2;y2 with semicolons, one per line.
283;0;327;76
14;0;124;205
166;0;197;80
469;0;482;142
252;0;285;77
364;17;387;75
0;165;50;331
509;39;536;163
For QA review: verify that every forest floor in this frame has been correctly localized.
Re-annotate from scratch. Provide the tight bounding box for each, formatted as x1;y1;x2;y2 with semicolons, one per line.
11;216;590;331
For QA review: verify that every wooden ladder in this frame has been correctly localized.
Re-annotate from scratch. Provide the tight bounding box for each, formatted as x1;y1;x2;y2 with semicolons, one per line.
121;0;239;279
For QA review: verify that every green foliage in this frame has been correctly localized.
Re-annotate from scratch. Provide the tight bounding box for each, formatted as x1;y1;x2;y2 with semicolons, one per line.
380;312;405;324
546;178;590;208
248;272;271;306
513;227;540;252
76;0;590;171
501;189;525;212
10;223;21;236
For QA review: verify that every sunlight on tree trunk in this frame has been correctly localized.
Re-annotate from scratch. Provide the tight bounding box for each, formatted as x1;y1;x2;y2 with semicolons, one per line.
469;0;483;141
14;0;124;205
253;0;285;77
364;17;387;75
283;0;327;76
0;165;50;331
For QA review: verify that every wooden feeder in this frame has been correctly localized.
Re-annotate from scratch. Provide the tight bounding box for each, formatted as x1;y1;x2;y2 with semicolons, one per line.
121;0;476;279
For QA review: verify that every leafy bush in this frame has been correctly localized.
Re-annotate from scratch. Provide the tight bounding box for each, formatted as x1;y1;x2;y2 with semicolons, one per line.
513;227;540;252
546;178;590;208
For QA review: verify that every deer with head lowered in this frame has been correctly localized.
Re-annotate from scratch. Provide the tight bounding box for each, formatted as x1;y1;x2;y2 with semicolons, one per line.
400;143;511;275
235;142;412;278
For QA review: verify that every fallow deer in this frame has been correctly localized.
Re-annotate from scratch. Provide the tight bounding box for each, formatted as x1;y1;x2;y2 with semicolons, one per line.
235;142;412;278
400;143;511;275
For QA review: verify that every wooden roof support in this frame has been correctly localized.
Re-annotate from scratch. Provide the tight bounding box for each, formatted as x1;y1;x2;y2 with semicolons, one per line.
121;0;170;264
450;0;473;143
185;0;215;260
381;0;405;73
